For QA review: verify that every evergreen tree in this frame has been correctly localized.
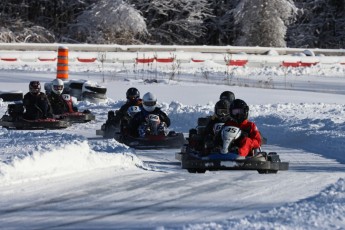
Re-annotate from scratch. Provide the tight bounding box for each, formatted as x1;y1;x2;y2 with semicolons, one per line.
204;0;239;45
0;0;93;42
287;0;345;48
130;0;212;45
66;0;147;44
233;0;297;47
0;0;344;47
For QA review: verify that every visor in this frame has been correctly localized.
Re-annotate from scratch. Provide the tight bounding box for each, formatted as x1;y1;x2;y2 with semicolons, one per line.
232;108;244;115
216;108;229;117
128;95;138;100
144;101;156;107
30;81;39;87
31;88;40;93
53;85;63;91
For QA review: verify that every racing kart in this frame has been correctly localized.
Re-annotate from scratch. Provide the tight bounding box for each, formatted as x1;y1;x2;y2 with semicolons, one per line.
53;110;95;123
45;79;107;103
0;103;70;130
96;107;186;149
176;148;288;174
50;94;96;123
175;122;288;174
197;116;268;145
119;131;185;149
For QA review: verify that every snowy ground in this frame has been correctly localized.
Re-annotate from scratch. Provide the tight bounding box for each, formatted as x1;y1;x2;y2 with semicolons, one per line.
0;58;345;229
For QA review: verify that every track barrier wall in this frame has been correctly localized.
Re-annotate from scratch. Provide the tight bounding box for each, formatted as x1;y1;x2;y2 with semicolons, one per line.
0;44;344;68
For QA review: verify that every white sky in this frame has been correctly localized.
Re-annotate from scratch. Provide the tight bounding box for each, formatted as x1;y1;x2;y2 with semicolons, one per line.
0;50;345;229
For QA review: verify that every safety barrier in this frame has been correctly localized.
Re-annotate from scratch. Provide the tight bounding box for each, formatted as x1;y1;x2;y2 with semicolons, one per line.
136;58;155;63
0;45;344;68
77;57;97;63
38;57;56;61
1;58;17;61
0;43;344;56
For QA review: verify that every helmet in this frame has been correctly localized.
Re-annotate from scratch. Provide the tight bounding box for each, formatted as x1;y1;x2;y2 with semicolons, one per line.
214;99;230;122
51;79;64;95
220;91;235;103
142;92;157;112
29;81;41;94
126;87;140;101
230;99;249;123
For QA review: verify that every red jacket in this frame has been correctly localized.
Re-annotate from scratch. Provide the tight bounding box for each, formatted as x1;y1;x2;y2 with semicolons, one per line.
223;119;262;156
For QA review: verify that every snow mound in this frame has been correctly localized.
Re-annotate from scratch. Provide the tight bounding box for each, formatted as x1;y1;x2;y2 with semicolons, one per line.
184;178;345;230
0;130;145;184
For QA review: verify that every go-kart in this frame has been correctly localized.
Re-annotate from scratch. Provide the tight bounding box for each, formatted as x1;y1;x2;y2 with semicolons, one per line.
96;107;185;149
53;110;95;123
175;124;288;174
0;103;70;130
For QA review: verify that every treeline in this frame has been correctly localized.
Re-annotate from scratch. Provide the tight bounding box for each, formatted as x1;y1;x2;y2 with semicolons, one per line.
0;0;344;48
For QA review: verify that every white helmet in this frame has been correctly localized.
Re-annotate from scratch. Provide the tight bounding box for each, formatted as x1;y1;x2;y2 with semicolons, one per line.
142;92;157;112
51;78;64;95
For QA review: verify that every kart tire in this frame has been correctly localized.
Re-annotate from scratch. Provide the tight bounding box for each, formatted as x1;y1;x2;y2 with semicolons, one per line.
187;168;206;174
0;92;23;102
257;169;278;174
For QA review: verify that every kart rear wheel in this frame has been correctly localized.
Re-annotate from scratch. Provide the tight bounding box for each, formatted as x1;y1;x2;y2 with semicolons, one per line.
187;169;206;174
257;169;278;174
196;169;206;174
187;169;197;173
0;92;23;101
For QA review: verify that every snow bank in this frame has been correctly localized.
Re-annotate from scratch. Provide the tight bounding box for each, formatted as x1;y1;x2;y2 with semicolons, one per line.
250;103;345;163
0;130;145;184
184;178;345;230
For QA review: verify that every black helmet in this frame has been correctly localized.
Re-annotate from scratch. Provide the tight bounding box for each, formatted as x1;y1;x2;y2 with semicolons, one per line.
126;87;140;101
214;99;230;122
29;81;41;94
230;99;249;123
220;91;235;103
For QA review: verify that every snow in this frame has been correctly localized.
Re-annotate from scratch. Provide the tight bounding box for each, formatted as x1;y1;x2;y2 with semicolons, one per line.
0;50;345;229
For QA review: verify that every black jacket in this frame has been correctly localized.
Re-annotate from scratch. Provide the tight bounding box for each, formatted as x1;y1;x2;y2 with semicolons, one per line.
116;99;142;121
23;92;52;120
203;116;225;143
47;92;77;115
129;107;170;136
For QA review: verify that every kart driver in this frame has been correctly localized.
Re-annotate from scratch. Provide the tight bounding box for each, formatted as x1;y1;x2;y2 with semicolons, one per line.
129;92;170;137
215;99;262;158
23;81;52;120
47;78;78;115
